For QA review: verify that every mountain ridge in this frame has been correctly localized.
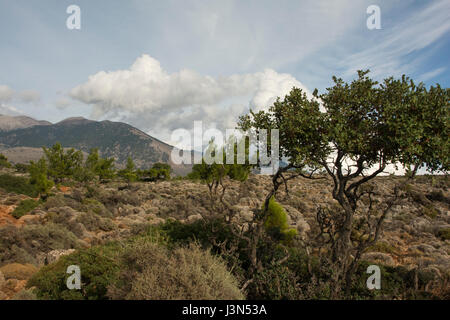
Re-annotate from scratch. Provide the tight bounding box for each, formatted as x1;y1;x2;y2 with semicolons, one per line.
0;115;191;175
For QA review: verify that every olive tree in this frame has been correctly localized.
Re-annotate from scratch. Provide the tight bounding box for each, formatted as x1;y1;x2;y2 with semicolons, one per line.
239;70;449;295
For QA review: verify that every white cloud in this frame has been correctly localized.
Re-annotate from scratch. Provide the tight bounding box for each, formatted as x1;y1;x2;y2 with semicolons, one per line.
70;54;309;144
0;103;23;116
0;85;14;103
419;67;446;82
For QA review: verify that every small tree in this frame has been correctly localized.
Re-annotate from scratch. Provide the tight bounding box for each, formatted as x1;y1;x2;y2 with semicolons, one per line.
118;156;137;184
239;70;449;296
188;139;252;196
84;148;115;182
28;158;54;200
43;143;83;183
0;154;11;168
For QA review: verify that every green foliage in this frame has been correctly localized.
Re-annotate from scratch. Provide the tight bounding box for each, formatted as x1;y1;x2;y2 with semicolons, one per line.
137;162;171;181
239;71;449;174
28;158;54;199
84;148;115;181
246;266;300;300
262;197;297;244
188;139;253;192
27;242;122;300
351;261;443;300
0;153;11;168
0;174;38;197
43;143;84;183
422;204;438;219
14;163;30;173
11;199;40;219
118;157;137;183
437;228;450;240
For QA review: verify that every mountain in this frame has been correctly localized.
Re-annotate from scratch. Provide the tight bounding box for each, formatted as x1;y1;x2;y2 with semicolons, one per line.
0;115;192;175
0;114;51;131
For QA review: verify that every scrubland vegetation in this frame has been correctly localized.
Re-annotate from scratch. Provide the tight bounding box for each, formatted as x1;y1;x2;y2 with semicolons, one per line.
0;71;448;300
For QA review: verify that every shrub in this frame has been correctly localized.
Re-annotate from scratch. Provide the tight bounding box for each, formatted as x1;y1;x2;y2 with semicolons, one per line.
12;288;37;300
0;263;38;280
263;197;297;244
0;154;11;168
27;242;123;300
245;265;300;300
11;199;40;219
0;174;37;197
82;198;112;218
437;228;450;240
76;211;116;232
108;241;244;300
14;163;30;173
0;223;80;266
422;204;438;219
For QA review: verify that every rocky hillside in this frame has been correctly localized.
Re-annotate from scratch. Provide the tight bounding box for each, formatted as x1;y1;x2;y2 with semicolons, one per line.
0;170;448;299
0;116;191;175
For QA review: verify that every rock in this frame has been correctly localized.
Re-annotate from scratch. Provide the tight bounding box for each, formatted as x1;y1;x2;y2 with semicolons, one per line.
45;249;76;264
187;214;203;223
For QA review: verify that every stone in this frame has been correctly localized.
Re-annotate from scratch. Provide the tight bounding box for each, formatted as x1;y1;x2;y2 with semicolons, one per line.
45;249;76;265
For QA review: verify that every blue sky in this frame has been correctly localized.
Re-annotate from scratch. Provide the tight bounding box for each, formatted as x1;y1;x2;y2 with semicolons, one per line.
0;0;449;145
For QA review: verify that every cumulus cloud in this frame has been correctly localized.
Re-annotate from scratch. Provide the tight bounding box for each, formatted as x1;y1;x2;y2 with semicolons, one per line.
70;54;309;144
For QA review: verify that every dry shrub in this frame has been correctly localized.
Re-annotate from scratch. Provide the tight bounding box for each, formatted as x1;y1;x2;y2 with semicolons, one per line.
0;263;38;280
12;288;37;300
108;240;244;300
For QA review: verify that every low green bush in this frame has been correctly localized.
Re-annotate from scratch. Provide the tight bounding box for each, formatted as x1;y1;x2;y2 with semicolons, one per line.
11;199;40;219
0;174;38;197
437;228;450;240
27;242;123;300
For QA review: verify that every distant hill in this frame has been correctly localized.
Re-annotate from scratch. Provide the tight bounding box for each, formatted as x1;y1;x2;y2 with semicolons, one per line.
0;114;51;131
0;115;192;175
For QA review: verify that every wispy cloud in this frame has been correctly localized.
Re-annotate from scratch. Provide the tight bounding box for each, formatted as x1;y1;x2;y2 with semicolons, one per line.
418;67;446;82
338;0;450;79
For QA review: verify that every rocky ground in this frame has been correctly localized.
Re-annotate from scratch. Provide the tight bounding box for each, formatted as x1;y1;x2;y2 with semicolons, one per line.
0;170;449;299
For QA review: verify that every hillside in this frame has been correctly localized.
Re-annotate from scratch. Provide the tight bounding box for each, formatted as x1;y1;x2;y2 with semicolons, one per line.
0;171;448;299
0;115;51;132
0;116;191;175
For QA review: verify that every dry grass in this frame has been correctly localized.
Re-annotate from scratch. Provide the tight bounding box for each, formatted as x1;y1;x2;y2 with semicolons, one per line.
108;240;244;300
